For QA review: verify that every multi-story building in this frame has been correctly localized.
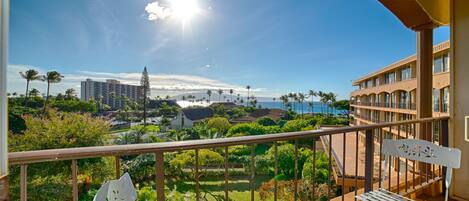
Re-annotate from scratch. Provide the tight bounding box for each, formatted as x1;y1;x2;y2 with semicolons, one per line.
81;79;143;109
350;41;450;134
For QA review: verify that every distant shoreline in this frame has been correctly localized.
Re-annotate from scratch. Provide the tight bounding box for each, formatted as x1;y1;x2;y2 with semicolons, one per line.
176;100;346;115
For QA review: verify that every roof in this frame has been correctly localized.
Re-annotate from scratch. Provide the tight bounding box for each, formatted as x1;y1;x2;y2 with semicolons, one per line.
209;102;239;109
352;41;450;85
231;108;287;123
182;107;214;121
379;0;449;30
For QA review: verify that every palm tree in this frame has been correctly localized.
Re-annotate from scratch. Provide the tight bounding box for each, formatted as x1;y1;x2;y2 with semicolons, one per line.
217;89;223;102
229;89;234;102
19;69;41;103
207;90;212;103
318;91;326;114
41;71;63;112
298;93;305;116
280;95;288;110
327;92;337;116
272;97;276;108
246;85;251;106
308;90;318;115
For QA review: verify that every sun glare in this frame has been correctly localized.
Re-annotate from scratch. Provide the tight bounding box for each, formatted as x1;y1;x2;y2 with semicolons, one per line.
171;0;200;24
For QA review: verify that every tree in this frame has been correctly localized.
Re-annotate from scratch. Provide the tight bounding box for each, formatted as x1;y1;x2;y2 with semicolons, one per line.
206;117;231;136
217;89;223;102
229;89;234;102
308;90;318;115
29;88;40;97
65;88;76;99
19;69;41;103
141;67;150;126
331;100;349;116
257;117;276;126
265;144;313;179
206;90;212;103
41;71;63;112
318;91;327;114
328;92;337;115
298;93;305;116
246;85;251;106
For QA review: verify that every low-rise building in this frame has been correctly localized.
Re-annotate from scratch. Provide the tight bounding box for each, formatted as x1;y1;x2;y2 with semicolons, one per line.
170;107;214;130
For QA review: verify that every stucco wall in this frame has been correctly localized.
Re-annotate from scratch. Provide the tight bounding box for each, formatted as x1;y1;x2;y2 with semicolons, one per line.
450;0;469;200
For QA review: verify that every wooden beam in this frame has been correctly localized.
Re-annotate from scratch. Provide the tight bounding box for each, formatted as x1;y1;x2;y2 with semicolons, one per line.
416;28;434;182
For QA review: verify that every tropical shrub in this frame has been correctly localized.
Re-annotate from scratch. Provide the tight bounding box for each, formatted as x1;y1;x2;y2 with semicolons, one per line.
257;117;276;126
206;117;232;135
264;144;313;179
227;123;281;137
282;119;315;132
8;109;112;200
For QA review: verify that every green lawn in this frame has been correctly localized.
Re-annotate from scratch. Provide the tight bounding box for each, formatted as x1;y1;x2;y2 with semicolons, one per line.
168;175;273;201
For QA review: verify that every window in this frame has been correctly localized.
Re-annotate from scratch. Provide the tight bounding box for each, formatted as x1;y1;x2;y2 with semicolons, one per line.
434;57;443;73
443;87;449;113
384;72;395;84
375;77;380;86
360;82;366;89
443;54;449;72
400;67;411;81
367;79;374;88
433;88;440;112
384;93;390;107
434;54;450;73
400;91;410;108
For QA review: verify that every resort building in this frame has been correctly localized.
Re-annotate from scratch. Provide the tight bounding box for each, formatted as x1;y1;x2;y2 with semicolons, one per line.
80;79;143;109
350;41;450;128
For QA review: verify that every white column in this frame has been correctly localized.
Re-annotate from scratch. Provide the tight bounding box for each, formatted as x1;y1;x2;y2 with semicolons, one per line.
0;0;9;177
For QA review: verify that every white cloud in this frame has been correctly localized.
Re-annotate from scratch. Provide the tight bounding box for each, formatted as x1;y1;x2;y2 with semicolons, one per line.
8;64;264;98
145;1;172;21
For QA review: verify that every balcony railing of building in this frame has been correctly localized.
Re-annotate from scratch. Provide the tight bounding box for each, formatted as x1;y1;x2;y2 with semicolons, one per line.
7;117;449;201
351;102;417;110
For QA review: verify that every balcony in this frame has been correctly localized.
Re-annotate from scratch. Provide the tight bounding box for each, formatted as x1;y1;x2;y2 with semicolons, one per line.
5;117;450;201
351;102;417;110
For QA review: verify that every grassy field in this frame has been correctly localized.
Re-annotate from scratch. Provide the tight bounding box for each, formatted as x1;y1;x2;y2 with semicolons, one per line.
168;175;273;201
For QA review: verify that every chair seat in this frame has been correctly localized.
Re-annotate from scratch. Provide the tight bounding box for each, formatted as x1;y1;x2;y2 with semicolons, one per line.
356;189;413;201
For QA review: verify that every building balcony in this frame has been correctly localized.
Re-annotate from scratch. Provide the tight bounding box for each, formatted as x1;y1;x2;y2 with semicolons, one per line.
4;117;452;201
352;102;417;110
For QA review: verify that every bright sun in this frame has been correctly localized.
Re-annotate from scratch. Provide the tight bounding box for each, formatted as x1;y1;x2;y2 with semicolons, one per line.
171;0;200;24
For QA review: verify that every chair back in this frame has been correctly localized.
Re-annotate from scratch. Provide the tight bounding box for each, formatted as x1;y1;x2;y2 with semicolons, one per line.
93;173;137;201
381;139;461;201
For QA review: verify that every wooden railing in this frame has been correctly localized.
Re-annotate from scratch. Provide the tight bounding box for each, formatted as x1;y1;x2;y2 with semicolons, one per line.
7;117;449;201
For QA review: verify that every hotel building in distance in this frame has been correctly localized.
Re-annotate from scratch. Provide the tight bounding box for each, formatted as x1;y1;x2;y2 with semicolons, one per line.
81;79;143;109
350;41;450;138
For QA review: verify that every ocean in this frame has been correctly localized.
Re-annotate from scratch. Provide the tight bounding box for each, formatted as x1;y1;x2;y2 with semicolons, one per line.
177;100;346;115
257;101;346;115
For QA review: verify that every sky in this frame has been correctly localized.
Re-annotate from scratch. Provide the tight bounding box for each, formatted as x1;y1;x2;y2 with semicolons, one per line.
8;0;449;100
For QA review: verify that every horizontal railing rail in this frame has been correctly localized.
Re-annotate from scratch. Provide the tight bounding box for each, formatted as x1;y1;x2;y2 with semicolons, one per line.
7;116;449;201
9;117;446;165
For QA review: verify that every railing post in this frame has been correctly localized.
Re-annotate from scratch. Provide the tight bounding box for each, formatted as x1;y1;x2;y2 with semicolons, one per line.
71;160;78;201
364;129;374;192
0;175;8;201
20;165;27;201
114;156;121;179
441;119;449;195
155;152;165;201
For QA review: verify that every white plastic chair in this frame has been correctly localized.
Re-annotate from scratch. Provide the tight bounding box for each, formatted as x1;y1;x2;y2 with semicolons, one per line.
356;139;461;201
93;173;137;201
